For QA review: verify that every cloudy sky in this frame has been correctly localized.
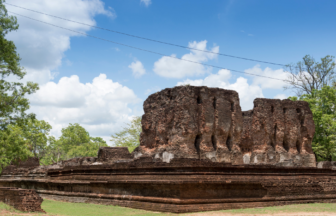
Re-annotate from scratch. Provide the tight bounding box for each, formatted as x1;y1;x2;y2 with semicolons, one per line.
4;0;336;144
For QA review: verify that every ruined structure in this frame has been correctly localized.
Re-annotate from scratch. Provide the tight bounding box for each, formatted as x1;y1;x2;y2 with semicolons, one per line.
1;86;334;214
137;86;316;167
0;187;44;212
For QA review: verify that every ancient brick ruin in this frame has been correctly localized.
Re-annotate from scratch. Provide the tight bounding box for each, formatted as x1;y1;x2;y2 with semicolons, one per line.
137;86;316;167
0;187;44;212
1;86;335;213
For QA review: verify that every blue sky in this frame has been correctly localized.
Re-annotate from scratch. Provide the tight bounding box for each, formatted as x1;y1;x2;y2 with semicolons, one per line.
5;0;336;144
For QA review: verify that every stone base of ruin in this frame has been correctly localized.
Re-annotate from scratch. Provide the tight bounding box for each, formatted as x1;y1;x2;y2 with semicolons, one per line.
0;187;45;212
2;158;336;213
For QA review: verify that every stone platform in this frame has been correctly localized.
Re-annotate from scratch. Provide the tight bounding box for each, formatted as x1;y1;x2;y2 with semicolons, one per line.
0;86;327;213
1;158;336;213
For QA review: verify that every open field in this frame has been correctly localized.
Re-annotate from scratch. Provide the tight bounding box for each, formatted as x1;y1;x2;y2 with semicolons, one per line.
2;200;336;216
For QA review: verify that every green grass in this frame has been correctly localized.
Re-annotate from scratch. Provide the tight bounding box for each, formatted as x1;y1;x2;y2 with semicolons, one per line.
42;199;174;216
221;203;336;214
2;200;336;215
0;202;28;216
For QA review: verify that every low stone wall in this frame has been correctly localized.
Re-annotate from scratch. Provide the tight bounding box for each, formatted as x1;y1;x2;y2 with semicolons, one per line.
0;187;44;212
2;158;336;213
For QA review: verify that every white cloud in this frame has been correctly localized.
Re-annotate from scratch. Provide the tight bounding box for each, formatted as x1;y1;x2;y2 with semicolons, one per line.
141;0;152;7
28;74;139;144
274;94;287;100
153;40;219;78
177;69;264;111
128;60;146;78
145;86;161;95
5;0;115;85
245;65;287;89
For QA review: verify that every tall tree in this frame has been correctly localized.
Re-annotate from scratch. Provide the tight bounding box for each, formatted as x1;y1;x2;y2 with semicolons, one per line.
67;138;108;158
0;124;29;171
58;123;90;153
284;55;336;96
0;0;38;128
0;0;38;170
40;136;65;165
22;119;52;159
290;86;336;161
111;116;141;152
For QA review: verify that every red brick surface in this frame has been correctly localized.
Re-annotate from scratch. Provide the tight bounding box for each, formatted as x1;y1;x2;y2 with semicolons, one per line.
0;187;44;212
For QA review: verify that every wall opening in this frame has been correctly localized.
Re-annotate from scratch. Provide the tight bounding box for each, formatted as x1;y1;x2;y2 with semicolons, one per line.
226;136;232;151
296;108;301;113
231;102;234;112
270;141;275;150
283;140;289;152
296;140;301;153
211;135;217;150
283;108;287;113
271;106;274;113
194;135;201;155
301;118;304;125
213;97;217;109
197;96;202;104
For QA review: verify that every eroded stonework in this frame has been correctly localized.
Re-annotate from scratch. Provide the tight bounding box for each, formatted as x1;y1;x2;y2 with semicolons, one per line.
137;86;316;167
138;86;243;163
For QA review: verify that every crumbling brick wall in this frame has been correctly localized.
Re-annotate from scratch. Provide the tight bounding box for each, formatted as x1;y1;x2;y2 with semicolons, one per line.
1;157;40;176
0;187;44;212
97;147;133;162
138;86;243;163
137;86;316;167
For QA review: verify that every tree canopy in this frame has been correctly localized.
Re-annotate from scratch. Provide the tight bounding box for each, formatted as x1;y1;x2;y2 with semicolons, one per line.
111;116;141;152
41;123;108;165
284;55;336;96
0;0;39;170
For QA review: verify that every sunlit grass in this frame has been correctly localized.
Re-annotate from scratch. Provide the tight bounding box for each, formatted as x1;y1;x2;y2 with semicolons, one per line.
2;199;336;215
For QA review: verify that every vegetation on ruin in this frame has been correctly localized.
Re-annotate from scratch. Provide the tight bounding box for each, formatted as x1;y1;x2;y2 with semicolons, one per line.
111;116;141;152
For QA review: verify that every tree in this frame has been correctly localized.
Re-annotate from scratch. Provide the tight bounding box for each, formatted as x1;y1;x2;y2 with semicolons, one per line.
0;0;39;170
67;138;108;158
58;123;90;153
289;86;336;161
40;124;109;164
22;119;52;159
0;124;30;172
284;55;336;96
111;116;141;152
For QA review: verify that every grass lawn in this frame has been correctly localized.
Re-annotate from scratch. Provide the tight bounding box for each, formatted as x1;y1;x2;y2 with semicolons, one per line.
2;200;336;215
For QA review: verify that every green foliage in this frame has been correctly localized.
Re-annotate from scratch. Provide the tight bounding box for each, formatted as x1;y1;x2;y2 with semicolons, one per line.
67;140;107;158
291;86;336;161
0;1;39;170
285;55;336;96
58;123;91;153
41;124;108;165
111;116;141;152
22;119;52;159
40;136;65;165
0;124;30;171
